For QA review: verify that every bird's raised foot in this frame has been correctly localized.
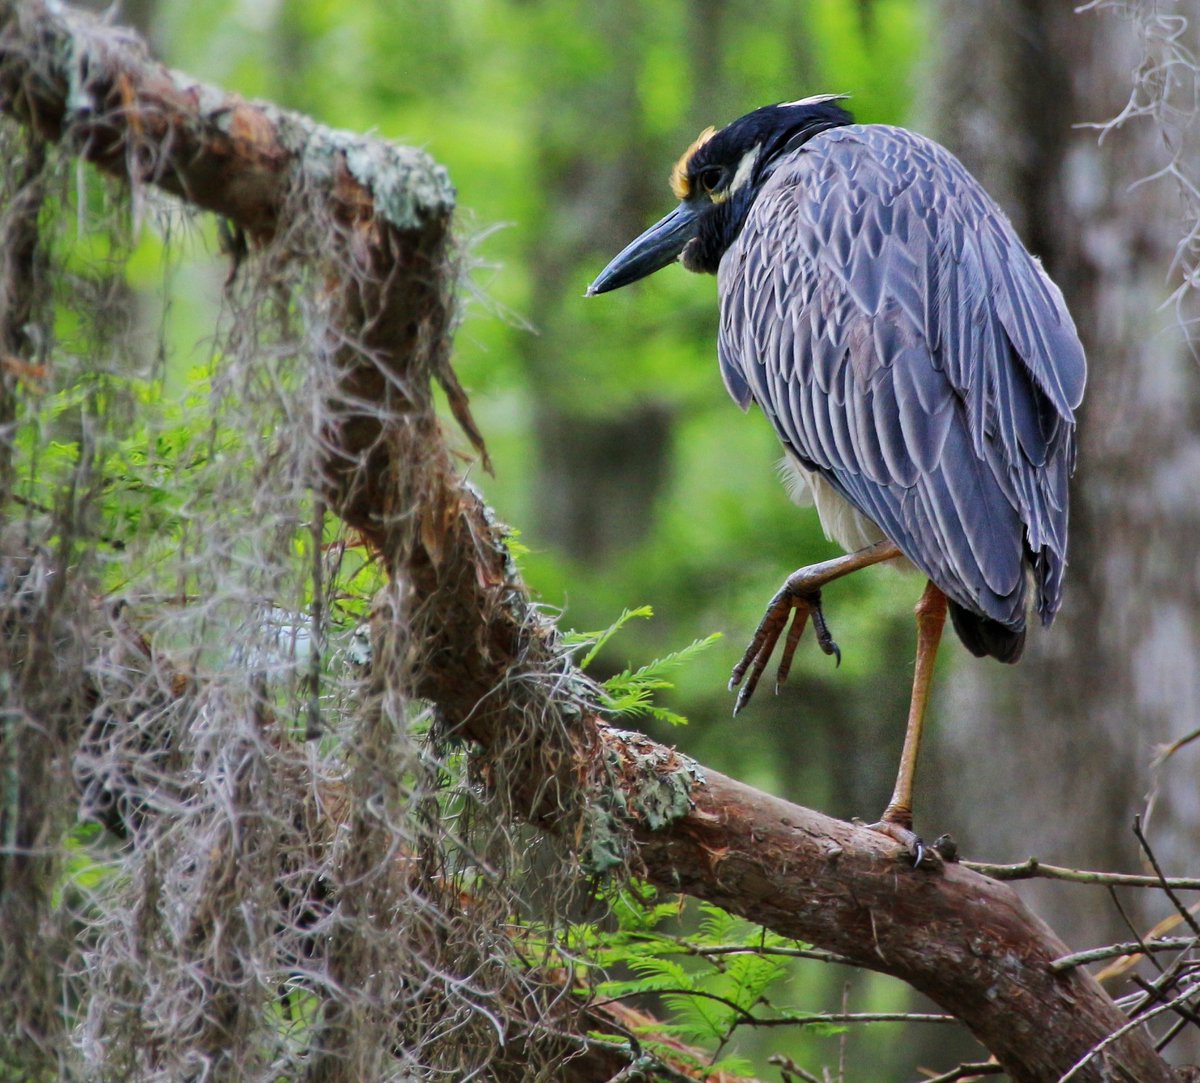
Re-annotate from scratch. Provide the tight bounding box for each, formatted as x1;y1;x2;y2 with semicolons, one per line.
728;584;840;715
726;543;898;715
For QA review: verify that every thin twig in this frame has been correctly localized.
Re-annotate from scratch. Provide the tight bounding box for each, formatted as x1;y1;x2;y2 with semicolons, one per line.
593;988;957;1029
593;987;759;1027
838;981;848;1083
1050;936;1198;973
1131;974;1200;1031
1133;816;1200;937
1107;884;1165;977
768;1054;823;1083
1154;1013;1190;1054
1059;984;1200;1082
537;1023;699;1083
1151;725;1200;768
671;941;854;967
963;856;1200;890
910;1062;1003;1083
1126;948;1200;1022
739;1011;959;1029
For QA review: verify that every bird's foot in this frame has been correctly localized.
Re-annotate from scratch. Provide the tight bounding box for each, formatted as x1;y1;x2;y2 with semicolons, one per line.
866;819;930;868
861;808;951;869
728;580;841;715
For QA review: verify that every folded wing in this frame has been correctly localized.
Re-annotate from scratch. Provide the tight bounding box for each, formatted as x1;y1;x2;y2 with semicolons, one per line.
717;124;1084;639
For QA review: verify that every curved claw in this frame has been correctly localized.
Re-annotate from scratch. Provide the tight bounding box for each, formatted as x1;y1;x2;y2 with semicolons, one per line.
867;819;935;869
809;597;841;666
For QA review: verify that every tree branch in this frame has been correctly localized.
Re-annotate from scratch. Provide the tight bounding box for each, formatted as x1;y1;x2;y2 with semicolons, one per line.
0;4;1185;1081
963;857;1200;890
1051;937;1199;974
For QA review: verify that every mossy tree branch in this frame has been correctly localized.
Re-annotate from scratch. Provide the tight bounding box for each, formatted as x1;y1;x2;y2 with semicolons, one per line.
0;3;1184;1081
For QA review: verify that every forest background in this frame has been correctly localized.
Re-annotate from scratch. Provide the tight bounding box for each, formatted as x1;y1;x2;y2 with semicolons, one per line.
4;1;1200;1081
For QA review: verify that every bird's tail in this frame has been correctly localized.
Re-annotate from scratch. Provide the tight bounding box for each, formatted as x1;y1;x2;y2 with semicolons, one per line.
948;602;1025;664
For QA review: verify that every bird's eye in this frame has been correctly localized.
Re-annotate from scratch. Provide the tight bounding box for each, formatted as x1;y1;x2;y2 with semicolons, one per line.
697;167;723;193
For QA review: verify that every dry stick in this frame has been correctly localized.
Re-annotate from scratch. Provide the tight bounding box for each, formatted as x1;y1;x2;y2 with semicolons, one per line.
0;6;1180;1083
549;1028;701;1083
838;979;849;1083
593;987;957;1029
1051;937;1199;973
1130;974;1200;1033
1155;1014;1191;1055
1116;819;1200;1046
666;940;855;967
1151;725;1200;768
910;1062;1004;1083
1133;816;1200;937
1059;984;1200;1083
768;1054;824;1083
1127;946;1200;1022
963;857;1200;891
1108;884;1168;978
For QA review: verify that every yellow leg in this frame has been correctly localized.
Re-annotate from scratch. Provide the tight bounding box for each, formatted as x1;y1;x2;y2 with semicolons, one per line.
880;580;947;831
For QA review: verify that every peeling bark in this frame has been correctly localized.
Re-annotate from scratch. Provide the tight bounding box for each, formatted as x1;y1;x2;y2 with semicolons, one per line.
0;3;1187;1081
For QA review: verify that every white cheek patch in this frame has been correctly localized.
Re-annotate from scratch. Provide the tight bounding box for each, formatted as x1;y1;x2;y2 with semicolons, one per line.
729;144;761;195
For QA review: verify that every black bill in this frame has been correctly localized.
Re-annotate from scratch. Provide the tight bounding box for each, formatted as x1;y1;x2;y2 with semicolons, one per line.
586;202;700;295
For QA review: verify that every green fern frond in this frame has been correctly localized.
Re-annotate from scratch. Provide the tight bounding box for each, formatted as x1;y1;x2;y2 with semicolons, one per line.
564;604;655;669
610;888;684;932
607;631;723;688
600;631;721;726
660;991;733;1042
564;604;721;727
696;901;737;945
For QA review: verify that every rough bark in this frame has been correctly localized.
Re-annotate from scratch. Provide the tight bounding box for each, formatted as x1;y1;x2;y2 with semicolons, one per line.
0;3;1187;1081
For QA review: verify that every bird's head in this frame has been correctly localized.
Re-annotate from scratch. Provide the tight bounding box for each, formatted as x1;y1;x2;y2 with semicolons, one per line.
587;96;853;295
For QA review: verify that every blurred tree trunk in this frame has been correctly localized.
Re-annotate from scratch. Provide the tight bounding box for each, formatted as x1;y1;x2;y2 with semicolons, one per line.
521;0;673;559
521;2;818;561
923;0;1200;946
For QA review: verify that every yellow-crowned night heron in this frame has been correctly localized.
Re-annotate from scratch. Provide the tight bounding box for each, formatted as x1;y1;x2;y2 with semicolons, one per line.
588;97;1086;861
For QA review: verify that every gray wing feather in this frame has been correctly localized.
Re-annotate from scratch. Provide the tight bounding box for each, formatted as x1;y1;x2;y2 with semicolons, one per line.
718;124;1085;627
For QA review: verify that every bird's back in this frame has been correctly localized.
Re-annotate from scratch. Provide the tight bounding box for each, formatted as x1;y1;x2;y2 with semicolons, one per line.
717;124;1086;659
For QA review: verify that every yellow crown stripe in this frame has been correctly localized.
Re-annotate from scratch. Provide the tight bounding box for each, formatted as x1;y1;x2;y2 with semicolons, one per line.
669;126;716;200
